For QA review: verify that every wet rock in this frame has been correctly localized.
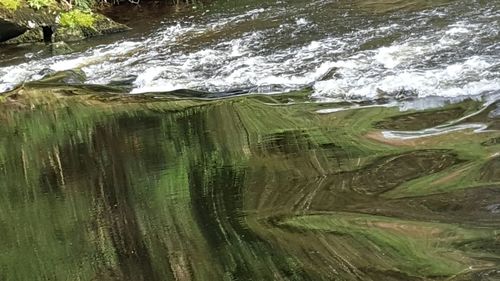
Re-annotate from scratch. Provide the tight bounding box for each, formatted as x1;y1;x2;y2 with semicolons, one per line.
481;137;500;146
4;28;44;44
0;18;27;41
373;106;468;131
0;7;58;42
36;68;55;77
53;14;131;42
0;7;129;44
37;69;87;84
0;7;58;30
50;41;73;56
318;67;341;81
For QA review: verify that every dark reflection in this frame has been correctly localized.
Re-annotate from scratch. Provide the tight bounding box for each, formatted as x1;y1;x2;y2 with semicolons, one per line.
0;89;499;281
374;106;469;130
45;114;169;281
86;123;161;281
482;137;500;146
480;157;500;182
257;130;314;155
335;149;461;195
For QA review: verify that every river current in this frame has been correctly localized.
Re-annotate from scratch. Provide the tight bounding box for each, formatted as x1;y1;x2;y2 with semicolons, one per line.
1;0;499;103
1;1;500;280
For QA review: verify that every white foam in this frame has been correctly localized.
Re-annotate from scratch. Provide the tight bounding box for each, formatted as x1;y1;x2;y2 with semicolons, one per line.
0;1;498;107
296;18;309;26
312;20;500;101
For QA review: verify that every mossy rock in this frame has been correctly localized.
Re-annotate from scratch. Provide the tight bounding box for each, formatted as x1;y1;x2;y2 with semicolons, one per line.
0;18;26;41
50;41;73;55
0;6;59;28
1;6;58;43
54;14;130;42
0;6;56;42
1;6;129;44
3;27;43;43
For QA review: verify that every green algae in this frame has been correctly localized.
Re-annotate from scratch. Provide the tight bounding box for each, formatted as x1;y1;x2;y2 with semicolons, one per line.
0;84;499;280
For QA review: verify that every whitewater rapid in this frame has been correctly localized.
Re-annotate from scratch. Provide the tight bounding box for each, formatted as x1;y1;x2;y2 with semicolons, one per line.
0;0;499;102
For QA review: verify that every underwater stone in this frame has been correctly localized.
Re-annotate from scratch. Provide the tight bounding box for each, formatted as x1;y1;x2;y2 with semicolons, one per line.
50;41;73;56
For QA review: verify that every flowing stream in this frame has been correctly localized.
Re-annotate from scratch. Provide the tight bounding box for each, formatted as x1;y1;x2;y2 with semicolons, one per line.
1;0;499;102
1;1;500;281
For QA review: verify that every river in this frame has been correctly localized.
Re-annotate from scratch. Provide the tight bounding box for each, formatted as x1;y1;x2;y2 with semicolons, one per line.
1;0;499;102
0;0;499;280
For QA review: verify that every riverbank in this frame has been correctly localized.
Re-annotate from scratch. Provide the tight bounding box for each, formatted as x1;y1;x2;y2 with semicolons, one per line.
0;0;200;45
0;0;211;45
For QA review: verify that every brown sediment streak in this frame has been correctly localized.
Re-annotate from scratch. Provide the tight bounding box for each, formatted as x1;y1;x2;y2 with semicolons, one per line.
430;164;473;186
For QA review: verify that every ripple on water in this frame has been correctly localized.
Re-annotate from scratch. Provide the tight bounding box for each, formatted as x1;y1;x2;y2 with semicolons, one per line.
0;0;499;105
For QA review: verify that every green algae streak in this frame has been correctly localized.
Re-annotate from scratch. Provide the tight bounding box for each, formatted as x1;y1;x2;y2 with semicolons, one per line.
0;80;499;280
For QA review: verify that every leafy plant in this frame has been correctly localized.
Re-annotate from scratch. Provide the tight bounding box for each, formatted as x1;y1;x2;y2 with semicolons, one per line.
0;0;22;10
59;9;95;28
27;0;55;9
72;0;93;10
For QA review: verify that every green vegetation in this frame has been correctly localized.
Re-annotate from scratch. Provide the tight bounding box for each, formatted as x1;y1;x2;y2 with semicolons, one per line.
71;0;93;10
59;9;95;28
0;0;57;10
97;0;204;8
67;0;202;9
0;0;22;10
27;0;55;9
0;0;198;13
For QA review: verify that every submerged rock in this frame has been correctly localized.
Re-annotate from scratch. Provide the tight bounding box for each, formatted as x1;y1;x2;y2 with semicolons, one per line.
50;41;73;55
38;69;87;84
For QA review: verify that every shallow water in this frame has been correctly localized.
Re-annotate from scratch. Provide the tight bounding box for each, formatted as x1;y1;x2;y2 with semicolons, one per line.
1;1;500;280
1;0;499;103
0;80;499;280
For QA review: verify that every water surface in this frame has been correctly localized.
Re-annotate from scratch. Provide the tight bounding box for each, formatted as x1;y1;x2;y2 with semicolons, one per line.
0;1;500;280
1;0;499;103
0;80;499;280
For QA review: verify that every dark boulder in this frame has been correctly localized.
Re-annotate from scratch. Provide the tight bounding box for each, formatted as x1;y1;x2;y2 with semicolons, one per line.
0;19;27;41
